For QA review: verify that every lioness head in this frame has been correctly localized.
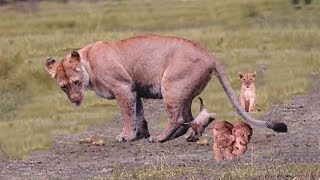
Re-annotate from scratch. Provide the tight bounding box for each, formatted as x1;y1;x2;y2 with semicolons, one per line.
238;72;256;88
45;51;85;106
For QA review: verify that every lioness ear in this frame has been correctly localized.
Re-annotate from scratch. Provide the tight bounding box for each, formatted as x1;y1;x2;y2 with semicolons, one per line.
238;72;243;79
71;51;80;58
70;51;80;64
45;57;57;78
70;51;81;71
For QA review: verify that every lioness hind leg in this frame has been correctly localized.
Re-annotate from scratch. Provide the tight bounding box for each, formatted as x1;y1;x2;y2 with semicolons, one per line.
167;100;193;141
148;102;184;143
135;97;150;139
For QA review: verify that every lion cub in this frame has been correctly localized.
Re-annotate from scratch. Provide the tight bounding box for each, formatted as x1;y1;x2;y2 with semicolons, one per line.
213;121;253;161
212;121;235;161
232;121;253;156
238;72;257;112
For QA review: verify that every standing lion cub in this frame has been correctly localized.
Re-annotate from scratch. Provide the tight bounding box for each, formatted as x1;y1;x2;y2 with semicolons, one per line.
238;72;257;112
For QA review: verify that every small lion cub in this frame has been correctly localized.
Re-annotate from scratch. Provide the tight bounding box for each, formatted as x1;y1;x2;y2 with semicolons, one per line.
238;72;257;112
212;121;235;161
232;121;253;156
213;121;253;161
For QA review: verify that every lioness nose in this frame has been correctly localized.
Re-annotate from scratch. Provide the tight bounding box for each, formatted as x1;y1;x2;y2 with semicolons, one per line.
69;94;81;102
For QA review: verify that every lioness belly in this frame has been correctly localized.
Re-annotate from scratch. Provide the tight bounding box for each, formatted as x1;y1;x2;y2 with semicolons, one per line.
134;82;162;99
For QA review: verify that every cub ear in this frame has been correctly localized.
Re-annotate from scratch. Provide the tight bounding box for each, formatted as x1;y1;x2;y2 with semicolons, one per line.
45;57;57;78
252;71;256;77
232;127;237;135
229;134;235;142
238;72;243;79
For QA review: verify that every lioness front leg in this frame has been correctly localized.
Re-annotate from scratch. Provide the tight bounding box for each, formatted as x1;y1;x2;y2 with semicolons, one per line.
135;97;150;139
115;90;138;142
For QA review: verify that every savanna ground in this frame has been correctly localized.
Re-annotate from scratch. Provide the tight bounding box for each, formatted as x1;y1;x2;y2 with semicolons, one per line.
0;0;320;179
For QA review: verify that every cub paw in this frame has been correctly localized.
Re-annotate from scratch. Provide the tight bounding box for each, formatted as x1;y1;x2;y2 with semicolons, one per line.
226;154;234;160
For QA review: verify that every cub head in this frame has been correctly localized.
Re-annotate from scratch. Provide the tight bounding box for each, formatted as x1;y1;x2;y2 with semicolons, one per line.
238;72;256;88
213;127;235;148
232;122;253;145
45;51;85;106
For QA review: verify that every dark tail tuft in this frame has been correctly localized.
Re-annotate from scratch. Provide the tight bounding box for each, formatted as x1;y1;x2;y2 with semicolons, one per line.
266;122;288;133
198;97;204;111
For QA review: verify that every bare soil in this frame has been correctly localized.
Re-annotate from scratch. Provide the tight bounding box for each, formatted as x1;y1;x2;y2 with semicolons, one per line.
1;86;320;179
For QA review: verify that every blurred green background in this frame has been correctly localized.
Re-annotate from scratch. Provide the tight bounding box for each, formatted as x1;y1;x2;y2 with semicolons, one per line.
0;0;319;158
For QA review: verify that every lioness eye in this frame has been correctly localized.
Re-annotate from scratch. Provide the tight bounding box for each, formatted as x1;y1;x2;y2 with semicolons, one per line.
61;86;67;92
74;80;80;86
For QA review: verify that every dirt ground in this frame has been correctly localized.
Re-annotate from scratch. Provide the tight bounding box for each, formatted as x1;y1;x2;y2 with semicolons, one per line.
1;84;320;179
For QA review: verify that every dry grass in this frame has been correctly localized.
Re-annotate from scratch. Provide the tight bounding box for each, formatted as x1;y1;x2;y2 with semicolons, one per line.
0;0;319;158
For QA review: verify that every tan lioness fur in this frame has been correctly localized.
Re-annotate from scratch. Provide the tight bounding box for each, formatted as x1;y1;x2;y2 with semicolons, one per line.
45;34;287;143
239;72;257;112
212;121;235;161
232;121;253;156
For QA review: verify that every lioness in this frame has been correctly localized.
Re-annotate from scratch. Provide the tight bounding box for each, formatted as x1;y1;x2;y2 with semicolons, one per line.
184;97;216;142
238;72;257;112
212;121;235;161
232;121;253;156
45;34;287;143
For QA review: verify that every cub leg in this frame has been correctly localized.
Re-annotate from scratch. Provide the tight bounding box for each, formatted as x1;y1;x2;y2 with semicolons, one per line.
232;141;248;155
213;143;224;161
239;96;246;111
248;98;257;112
225;145;235;160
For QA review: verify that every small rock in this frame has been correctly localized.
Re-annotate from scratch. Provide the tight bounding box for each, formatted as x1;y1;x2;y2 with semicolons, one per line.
196;138;209;146
101;168;112;173
79;134;97;144
92;139;105;146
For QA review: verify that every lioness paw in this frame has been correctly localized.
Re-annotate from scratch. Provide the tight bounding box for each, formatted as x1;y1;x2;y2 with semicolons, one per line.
147;136;159;143
115;132;137;143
